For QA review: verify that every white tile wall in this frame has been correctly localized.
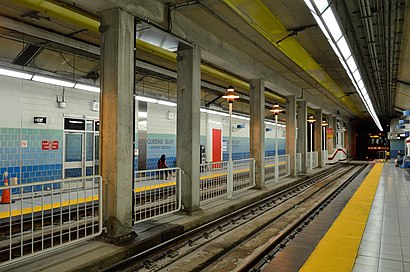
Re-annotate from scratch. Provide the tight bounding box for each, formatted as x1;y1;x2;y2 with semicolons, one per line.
0;75;99;130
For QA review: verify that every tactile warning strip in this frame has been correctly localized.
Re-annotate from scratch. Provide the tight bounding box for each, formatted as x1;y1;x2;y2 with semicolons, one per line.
299;163;384;272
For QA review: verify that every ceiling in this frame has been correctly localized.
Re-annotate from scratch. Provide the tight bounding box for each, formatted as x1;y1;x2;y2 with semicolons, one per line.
0;0;408;126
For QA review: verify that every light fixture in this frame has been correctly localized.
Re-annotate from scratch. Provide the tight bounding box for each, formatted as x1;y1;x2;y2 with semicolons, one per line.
307;115;316;170
270;102;283;182
135;95;159;103
223;85;238;199
74;83;100;93
0;67;33;80
304;0;383;131
270;103;283;116
32;75;75;88
157;100;177;107
322;119;328;126
307;115;316;123
222;85;239;102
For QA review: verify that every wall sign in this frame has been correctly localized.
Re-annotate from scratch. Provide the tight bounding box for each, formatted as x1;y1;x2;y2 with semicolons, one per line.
326;128;334;138
34;117;47;124
42;140;59;150
20;140;28;148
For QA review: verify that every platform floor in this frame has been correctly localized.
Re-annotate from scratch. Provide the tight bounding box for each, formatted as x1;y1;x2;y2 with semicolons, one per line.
352;162;410;272
263;161;410;272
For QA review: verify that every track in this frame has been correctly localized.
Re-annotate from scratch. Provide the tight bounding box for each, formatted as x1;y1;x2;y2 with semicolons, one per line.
104;163;367;272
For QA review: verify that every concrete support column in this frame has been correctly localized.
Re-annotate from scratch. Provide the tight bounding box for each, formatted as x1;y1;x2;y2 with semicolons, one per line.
286;95;297;176
250;78;265;189
297;100;308;173
333;116;338;148
100;8;134;237
327;116;334;154
346;122;352;158
314;109;323;167
205;113;213;162
176;43;201;212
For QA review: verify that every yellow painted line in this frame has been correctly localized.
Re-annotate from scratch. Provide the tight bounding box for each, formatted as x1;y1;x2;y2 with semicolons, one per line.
0;195;99;219
299;163;384;272
134;181;176;193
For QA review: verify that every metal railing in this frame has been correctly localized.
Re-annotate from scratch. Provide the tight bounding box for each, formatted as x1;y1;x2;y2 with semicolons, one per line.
296;153;302;173
133;167;181;223
200;161;228;202
265;155;290;182
307;151;319;169
232;158;255;192
322;150;328;165
313;151;319;168
0;176;102;267
199;158;255;203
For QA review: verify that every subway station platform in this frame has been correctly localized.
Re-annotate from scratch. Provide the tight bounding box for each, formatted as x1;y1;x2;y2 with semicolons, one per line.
263;161;410;272
1;167;322;272
4;162;406;272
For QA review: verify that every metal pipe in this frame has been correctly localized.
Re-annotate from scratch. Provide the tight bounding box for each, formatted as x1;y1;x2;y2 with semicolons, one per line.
227;102;233;199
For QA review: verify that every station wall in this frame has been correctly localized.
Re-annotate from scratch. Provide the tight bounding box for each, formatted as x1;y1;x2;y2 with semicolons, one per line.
0;75;286;189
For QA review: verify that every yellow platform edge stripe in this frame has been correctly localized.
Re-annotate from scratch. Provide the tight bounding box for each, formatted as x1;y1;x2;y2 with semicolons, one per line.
0;195;99;219
299;163;384;272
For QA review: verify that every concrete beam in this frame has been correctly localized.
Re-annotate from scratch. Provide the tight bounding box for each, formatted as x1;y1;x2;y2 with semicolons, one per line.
100;8;134;237
95;1;351;118
0;16;100;56
250;78;265;188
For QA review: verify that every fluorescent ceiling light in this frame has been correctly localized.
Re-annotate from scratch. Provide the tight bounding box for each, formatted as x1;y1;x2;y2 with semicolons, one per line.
135;96;159;103
157;100;177;107
357;79;364;90
346;56;357;72
138;112;148;118
74;83;100;93
232;114;250;120
305;0;383;131
312;0;329;13
322;8;342;41
304;0;316;12
329;41;342;60
337;36;351;60
0;68;33;80
312;13;331;41
32;75;75;88
353;70;361;82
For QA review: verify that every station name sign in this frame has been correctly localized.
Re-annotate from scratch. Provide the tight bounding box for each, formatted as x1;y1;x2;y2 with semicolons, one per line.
34;117;47;124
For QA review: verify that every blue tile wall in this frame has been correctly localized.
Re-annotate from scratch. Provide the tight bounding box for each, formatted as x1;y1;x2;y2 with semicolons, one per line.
146;133;176;169
265;138;286;157
390;139;405;158
0;128;63;195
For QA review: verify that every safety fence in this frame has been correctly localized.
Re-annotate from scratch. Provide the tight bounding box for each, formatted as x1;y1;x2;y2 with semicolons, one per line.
133;167;181;223
322;150;328;165
307;151;319;169
296;153;302;173
232;158;255;192
199;158;255;203
0;176;102;267
199;161;228;202
265;155;291;182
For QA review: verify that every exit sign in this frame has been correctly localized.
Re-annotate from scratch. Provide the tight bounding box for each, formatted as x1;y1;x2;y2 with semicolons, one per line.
34;117;47;124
